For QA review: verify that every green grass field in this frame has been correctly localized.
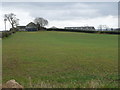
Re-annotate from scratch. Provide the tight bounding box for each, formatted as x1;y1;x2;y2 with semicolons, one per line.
0;39;2;84
2;31;118;88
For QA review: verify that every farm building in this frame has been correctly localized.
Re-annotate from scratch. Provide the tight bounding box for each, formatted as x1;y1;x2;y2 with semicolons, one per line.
64;26;95;31
114;28;120;31
26;22;38;31
17;26;26;31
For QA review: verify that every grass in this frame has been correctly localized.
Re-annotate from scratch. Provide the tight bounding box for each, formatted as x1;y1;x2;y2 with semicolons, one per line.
0;39;2;84
2;31;118;88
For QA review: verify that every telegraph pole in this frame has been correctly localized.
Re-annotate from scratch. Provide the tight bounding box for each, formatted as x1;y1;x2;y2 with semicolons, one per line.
4;18;7;31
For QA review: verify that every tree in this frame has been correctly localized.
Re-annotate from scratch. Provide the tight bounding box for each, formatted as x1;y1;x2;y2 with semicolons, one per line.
111;28;114;31
34;17;48;30
98;25;109;31
98;25;103;31
103;25;109;31
4;13;19;29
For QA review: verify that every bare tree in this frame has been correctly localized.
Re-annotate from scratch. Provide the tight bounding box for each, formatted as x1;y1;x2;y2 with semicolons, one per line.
98;25;109;31
103;25;109;31
98;25;103;31
4;13;19;29
34;17;48;30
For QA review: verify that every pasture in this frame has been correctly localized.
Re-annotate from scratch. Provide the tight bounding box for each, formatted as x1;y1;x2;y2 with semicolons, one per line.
2;31;118;88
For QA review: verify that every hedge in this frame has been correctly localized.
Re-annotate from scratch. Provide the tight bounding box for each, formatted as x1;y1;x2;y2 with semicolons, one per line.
47;28;120;35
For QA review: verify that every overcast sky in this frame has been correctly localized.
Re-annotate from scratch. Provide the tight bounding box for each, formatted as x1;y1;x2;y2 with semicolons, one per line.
0;2;118;30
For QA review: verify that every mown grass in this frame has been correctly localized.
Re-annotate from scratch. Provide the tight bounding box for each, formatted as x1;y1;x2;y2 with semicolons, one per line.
2;31;118;88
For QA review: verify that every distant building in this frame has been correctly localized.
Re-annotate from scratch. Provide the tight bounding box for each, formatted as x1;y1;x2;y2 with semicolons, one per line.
50;26;58;29
17;26;26;31
26;22;38;31
64;26;95;31
114;28;120;31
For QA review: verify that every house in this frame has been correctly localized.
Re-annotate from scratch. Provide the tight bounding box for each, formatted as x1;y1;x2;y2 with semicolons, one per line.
26;22;38;31
64;26;95;31
17;26;26;31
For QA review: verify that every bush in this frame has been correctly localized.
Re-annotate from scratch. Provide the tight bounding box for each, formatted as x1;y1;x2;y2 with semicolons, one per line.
2;28;18;38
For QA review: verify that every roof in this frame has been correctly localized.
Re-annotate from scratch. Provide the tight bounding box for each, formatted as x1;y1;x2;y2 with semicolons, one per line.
26;22;37;28
17;26;26;28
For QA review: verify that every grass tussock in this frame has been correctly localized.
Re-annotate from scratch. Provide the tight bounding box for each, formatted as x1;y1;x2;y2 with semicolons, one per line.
24;77;118;88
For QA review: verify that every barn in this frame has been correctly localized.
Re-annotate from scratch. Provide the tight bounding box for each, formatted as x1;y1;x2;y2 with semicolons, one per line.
26;22;38;31
17;26;26;31
64;26;95;31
